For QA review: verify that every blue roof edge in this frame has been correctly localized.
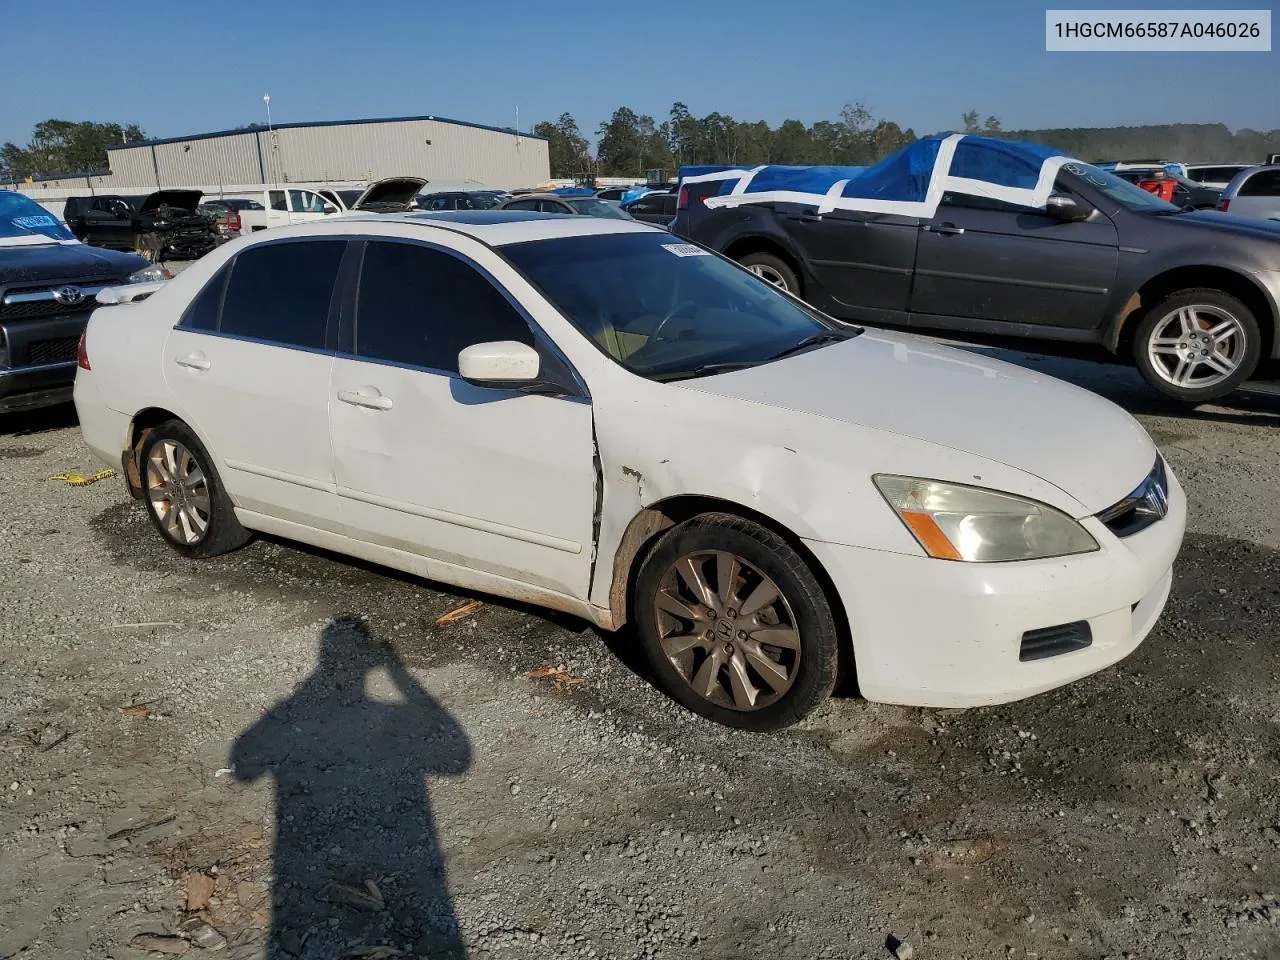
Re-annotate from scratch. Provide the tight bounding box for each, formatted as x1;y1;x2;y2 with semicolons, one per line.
109;114;549;150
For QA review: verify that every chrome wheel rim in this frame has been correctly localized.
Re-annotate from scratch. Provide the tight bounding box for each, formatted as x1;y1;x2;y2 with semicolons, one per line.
145;440;212;545
653;550;801;712
1146;304;1247;390
747;263;789;290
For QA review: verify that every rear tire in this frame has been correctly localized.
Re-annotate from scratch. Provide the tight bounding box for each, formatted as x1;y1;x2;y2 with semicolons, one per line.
1132;288;1261;403
737;252;801;296
138;420;250;559
634;513;839;731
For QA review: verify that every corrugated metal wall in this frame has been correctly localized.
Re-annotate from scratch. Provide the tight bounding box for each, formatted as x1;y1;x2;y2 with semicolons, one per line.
153;131;262;188
98;119;549;190
105;145;157;187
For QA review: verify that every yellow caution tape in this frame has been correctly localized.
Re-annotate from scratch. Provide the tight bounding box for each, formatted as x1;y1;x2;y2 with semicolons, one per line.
48;469;117;487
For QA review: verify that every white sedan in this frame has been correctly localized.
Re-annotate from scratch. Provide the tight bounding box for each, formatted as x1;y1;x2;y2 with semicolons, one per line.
73;211;1186;730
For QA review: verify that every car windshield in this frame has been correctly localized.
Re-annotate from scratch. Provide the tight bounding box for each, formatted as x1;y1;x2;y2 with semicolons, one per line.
466;193;501;209
0;193;76;242
1060;162;1181;213
331;190;362;208
568;198;632;219
501;232;855;380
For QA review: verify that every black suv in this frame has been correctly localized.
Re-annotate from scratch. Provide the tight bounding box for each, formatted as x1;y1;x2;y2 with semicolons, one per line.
0;193;148;413
673;161;1280;402
63;189;221;261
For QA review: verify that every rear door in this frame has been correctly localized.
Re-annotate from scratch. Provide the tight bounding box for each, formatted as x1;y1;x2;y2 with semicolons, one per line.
778;206;920;318
163;238;349;530
1230;169;1280;220
909;187;1119;332
266;190;290;229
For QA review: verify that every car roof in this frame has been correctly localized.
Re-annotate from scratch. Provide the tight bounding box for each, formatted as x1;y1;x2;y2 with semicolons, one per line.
248;209;660;246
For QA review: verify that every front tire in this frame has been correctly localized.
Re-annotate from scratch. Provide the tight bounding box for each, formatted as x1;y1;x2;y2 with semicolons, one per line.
737;252;801;296
634;513;840;731
1132;288;1261;402
138;420;250;558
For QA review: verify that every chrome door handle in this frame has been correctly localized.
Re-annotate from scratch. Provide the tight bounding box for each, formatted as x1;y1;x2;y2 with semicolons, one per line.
175;353;210;370
924;223;965;236
337;388;394;411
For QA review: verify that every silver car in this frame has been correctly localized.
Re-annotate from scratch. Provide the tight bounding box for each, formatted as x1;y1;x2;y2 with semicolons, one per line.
1218;165;1280;220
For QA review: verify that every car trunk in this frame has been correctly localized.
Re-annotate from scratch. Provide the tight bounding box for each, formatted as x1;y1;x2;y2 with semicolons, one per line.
352;177;428;212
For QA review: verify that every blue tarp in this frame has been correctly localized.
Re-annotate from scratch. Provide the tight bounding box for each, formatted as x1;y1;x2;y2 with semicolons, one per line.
679;135;1075;219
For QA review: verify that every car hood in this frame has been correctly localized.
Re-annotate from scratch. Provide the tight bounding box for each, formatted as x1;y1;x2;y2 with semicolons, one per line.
1168;209;1280;241
139;189;203;213
677;330;1156;514
354;177;428;210
0;241;145;285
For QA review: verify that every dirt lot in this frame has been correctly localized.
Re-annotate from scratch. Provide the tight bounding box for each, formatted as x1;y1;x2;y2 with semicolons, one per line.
2;343;1279;960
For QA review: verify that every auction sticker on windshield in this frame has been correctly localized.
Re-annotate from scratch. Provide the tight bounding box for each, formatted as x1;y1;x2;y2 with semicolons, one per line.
662;243;710;257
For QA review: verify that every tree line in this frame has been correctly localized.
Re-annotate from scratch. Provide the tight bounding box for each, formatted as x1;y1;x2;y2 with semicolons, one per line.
1;120;146;182
535;103;1280;179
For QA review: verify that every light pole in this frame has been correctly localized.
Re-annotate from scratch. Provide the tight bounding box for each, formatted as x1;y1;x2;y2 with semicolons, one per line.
263;94;277;184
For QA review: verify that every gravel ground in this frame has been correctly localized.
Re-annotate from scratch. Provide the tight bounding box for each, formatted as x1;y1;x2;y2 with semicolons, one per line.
2;339;1279;960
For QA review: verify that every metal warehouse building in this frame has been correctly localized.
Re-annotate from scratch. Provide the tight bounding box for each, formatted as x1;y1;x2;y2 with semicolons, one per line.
19;114;550;194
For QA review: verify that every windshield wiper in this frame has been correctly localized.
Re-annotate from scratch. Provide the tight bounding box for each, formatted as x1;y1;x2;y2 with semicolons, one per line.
764;331;850;361
651;361;761;382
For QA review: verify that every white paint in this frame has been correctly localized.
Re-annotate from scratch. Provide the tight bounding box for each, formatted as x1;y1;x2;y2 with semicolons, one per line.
73;214;1185;710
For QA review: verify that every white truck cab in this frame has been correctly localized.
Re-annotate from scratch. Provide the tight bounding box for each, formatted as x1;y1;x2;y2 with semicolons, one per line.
236;178;426;232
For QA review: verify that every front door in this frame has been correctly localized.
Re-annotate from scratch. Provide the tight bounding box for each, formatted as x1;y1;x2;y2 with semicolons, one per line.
909;189;1119;331
163;238;348;530
779;206;920;319
329;238;597;599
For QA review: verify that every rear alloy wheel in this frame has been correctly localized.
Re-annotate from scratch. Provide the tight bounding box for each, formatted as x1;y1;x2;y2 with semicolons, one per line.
139;421;250;558
737;252;800;296
1133;288;1261;402
635;513;840;730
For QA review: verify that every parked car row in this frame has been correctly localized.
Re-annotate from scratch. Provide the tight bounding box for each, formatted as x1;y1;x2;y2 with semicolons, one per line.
673;144;1280;405
63;190;225;262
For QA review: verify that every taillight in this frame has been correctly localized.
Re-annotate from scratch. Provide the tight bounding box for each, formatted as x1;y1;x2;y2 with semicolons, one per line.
226;211;242;232
77;332;91;371
677;185;688;210
1217;198;1230;212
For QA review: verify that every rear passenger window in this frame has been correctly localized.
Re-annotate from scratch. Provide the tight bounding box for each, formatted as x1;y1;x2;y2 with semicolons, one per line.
179;265;229;331
355;241;533;373
220;241;345;349
1239;171;1280;196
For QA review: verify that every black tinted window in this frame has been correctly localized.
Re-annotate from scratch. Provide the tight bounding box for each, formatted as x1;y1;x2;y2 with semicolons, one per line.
220;241;345;348
505;199;539;211
1240;171;1280;196
180;266;230;331
355;241;533;373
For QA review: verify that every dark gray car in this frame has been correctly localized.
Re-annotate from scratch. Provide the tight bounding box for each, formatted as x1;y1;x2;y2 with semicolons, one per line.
673;161;1280;403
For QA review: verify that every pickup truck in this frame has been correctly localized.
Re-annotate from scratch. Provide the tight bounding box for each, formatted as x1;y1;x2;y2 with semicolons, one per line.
0;192;155;413
63;190;221;261
234;177;426;232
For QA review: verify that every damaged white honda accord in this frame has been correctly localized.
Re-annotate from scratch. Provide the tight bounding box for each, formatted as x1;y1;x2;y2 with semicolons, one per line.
74;212;1185;730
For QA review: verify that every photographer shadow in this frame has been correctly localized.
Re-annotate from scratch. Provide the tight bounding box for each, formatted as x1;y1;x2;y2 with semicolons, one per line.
231;616;471;959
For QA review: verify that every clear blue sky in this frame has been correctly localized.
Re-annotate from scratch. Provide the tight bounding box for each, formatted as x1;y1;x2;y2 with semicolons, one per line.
2;0;1275;148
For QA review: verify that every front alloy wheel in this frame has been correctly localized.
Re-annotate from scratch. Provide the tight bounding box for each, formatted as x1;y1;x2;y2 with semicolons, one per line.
1134;289;1260;402
635;513;840;730
653;550;801;712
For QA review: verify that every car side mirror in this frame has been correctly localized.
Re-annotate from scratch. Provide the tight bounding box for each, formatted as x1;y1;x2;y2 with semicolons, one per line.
1045;193;1090;222
322;204;337;215
458;341;541;387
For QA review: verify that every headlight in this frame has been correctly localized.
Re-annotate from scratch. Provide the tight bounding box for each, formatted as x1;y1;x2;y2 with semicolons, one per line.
128;264;172;283
873;475;1099;562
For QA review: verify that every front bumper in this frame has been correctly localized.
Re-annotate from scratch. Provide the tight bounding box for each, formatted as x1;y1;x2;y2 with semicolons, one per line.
804;465;1187;708
0;360;78;413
